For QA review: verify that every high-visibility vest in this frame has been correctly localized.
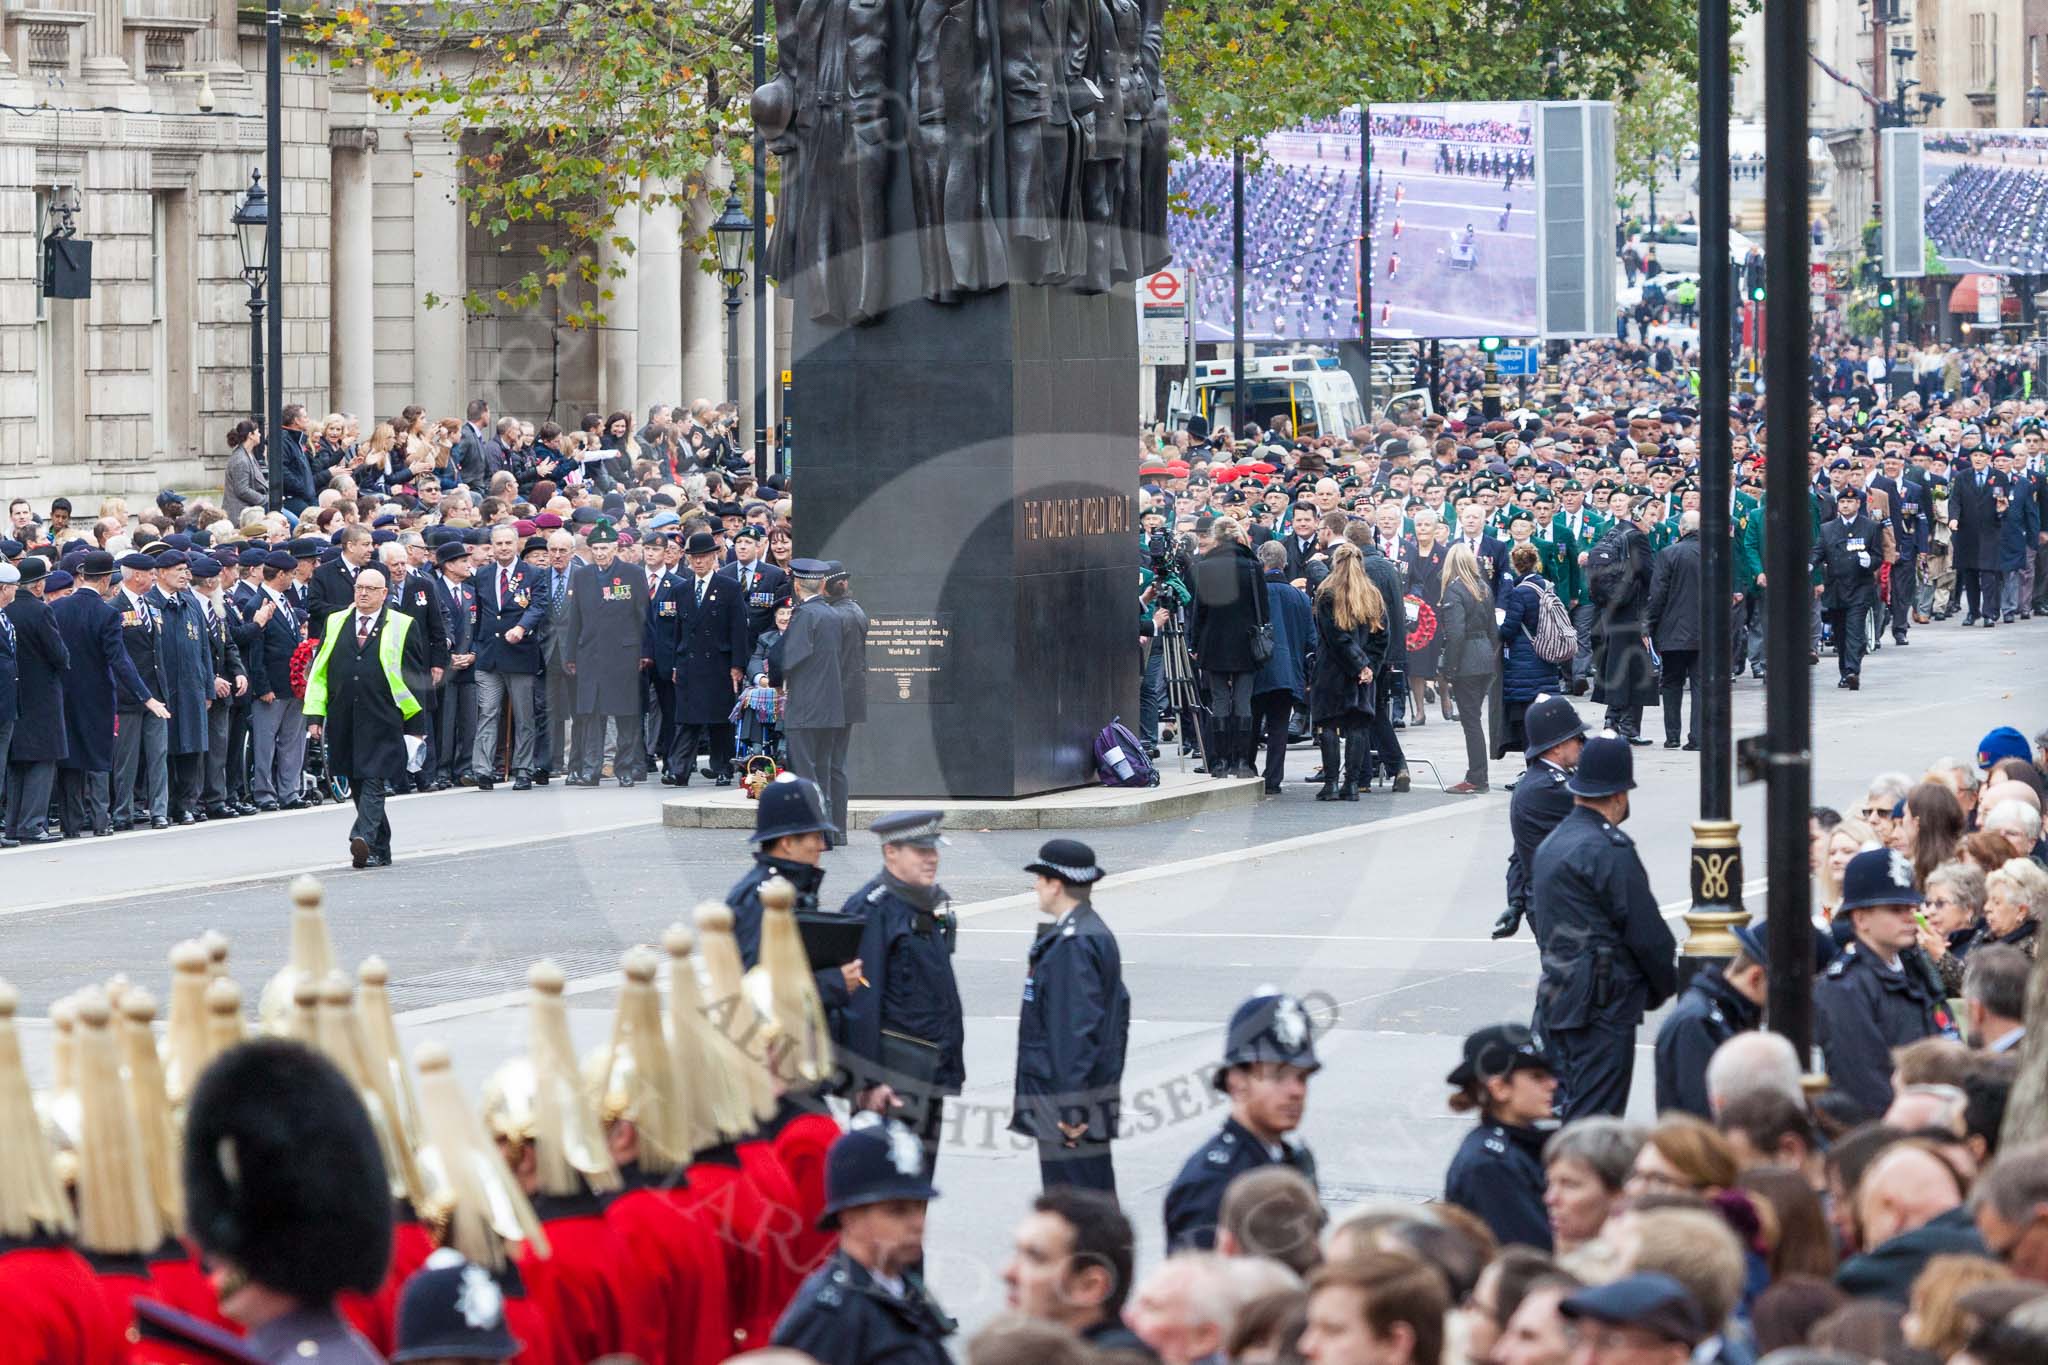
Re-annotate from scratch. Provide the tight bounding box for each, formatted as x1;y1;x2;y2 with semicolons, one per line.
302;609;421;721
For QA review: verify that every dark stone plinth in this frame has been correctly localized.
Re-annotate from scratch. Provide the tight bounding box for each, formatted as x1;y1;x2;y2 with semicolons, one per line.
792;284;1140;799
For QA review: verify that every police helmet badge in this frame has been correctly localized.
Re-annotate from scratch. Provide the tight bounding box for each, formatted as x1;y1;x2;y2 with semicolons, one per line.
1272;996;1308;1050
456;1261;506;1330
887;1123;924;1178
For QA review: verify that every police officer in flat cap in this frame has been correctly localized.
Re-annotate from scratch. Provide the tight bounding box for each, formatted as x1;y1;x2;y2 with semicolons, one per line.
841;810;964;1178
1442;1023;1557;1251
1009;840;1131;1194
1816;848;1947;1115
1163;989;1321;1251
771;1116;953;1363
1494;693;1587;941
181;1038;394;1362
1528;733;1676;1120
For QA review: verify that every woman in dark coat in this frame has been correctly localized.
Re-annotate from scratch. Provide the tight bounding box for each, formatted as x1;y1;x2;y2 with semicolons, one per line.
1496;544;1563;759
1438;544;1499;794
1250;540;1315;794
1189;520;1263;779
1309;543;1389;802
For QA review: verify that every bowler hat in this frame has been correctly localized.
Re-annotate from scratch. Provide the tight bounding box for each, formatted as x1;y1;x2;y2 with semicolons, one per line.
434;541;469;566
751;773;836;845
683;531;719;557
14;556;47;586
79;550;115;577
817;1116;940;1230
1565;734;1636;798
1837;847;1922;914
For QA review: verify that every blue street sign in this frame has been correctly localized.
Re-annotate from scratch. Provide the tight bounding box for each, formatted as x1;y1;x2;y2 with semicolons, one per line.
1493;344;1539;376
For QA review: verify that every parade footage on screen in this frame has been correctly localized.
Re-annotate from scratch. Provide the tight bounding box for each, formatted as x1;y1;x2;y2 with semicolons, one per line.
1168;101;1542;342
1923;129;2048;275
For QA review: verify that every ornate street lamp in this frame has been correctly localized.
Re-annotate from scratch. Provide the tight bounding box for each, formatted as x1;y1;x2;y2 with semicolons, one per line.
712;192;754;429
230;169;271;495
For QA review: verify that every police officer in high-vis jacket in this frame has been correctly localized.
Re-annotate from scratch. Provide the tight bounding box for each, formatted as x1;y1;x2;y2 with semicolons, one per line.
1495;693;1587;941
1815;847;1948;1116
1163;991;1321;1251
1529;733;1677;1120
1008;839;1131;1195
772;1117;953;1364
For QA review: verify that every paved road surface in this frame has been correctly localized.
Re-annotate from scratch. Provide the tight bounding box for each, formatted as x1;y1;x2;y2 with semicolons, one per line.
3;614;2042;1337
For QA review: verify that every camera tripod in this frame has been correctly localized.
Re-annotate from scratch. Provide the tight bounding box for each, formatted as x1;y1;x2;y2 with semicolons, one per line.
1157;605;1210;772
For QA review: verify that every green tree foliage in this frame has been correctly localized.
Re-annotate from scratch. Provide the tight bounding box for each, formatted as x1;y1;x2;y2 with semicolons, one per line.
1612;61;1698;207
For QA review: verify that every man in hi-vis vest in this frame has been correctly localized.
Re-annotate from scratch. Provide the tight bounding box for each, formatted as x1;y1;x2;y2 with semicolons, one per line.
303;566;430;868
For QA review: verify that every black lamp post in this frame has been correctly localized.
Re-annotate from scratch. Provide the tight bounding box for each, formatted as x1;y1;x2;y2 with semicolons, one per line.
265;0;283;514
752;0;771;479
712;192;753;427
231;170;274;506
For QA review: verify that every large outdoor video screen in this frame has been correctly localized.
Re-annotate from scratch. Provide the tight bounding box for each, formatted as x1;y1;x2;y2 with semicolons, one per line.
1168;101;1542;341
1922;130;2048;275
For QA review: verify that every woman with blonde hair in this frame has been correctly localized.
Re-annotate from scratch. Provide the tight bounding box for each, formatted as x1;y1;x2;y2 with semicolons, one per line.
1436;542;1498;793
1817;816;1878;934
1308;542;1389;800
1903;1253;2011;1357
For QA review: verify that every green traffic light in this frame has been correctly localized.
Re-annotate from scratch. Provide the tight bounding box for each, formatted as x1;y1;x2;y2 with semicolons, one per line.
1750;286;1766;302
1480;336;1502;353
1878;290;1895;308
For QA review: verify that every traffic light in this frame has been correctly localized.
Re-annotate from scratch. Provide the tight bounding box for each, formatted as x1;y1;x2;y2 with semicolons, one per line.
1749;283;1765;303
1480;336;1503;353
1878;288;1895;308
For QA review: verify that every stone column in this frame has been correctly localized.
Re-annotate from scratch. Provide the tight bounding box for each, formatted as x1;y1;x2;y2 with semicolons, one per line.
635;177;683;411
196;0;245;72
678;187;723;405
329;128;378;425
599;195;641;415
83;0;136;90
411;130;465;416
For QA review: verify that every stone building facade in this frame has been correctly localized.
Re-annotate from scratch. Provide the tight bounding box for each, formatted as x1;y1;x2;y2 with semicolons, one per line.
1;6;771;501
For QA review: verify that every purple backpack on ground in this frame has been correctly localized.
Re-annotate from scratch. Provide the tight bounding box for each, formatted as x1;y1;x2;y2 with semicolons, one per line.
1094;717;1159;788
